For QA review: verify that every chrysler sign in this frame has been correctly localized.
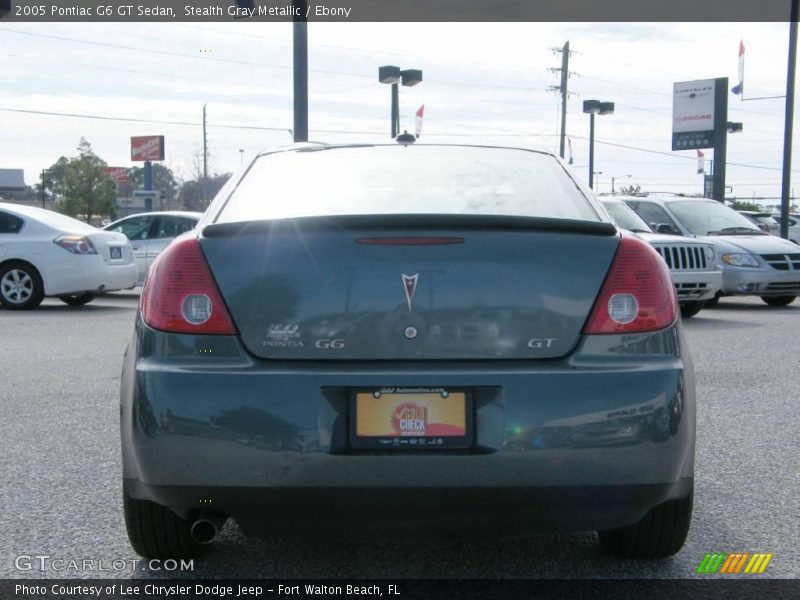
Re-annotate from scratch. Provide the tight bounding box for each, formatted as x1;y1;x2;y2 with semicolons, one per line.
131;136;165;161
672;79;715;151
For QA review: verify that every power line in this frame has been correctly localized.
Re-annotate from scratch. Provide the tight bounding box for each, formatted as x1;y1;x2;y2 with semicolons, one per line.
1;28;547;92
5;103;796;174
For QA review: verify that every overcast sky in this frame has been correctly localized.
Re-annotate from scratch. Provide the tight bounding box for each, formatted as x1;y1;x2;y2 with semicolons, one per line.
1;21;797;205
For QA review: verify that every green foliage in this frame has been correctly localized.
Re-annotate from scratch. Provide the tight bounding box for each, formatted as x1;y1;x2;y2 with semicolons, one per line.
178;174;232;211
731;201;764;212
45;138;116;223
127;163;179;204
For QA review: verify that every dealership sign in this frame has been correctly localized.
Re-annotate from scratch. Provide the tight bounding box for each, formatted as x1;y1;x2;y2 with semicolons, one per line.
104;166;129;184
672;79;715;150
131;135;165;161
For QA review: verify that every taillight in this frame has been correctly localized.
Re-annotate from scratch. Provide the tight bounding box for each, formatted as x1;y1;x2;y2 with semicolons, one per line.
141;238;237;335
54;235;97;254
582;235;677;334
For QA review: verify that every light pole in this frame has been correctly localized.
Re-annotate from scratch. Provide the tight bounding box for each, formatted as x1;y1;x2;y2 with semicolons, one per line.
611;174;632;194
239;149;244;166
593;171;603;191
583;100;614;189
379;66;423;139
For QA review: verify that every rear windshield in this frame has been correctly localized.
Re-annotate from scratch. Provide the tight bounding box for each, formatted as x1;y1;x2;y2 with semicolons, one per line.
216;146;599;223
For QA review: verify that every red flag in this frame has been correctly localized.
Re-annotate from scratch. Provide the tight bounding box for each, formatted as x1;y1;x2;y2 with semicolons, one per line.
415;105;424;138
732;40;745;95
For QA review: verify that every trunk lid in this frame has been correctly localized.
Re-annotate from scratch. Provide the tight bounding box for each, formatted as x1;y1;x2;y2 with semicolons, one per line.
200;216;619;360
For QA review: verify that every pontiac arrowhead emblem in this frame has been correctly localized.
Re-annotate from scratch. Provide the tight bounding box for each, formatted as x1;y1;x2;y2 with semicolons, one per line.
402;273;419;312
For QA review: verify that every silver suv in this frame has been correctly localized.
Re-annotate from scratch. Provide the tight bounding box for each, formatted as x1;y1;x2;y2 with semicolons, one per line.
620;195;800;307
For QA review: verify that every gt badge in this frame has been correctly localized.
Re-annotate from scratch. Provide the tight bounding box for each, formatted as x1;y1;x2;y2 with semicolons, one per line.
402;273;419;312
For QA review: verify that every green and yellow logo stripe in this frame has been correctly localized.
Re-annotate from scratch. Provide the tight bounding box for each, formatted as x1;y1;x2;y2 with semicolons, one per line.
697;552;773;574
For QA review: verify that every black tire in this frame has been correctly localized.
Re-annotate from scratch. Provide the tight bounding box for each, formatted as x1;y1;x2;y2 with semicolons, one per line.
0;261;44;310
123;492;205;560
59;293;96;306
598;493;693;558
704;292;722;308
760;295;796;307
679;301;704;319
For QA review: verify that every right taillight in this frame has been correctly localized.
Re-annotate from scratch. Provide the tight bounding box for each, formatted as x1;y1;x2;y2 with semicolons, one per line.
582;235;677;334
141;237;237;335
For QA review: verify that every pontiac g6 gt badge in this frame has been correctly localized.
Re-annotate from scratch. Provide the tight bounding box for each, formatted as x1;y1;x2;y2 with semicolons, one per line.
402;273;419;312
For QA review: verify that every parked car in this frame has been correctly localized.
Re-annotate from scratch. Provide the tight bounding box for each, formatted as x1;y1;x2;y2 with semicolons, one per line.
737;210;780;235
104;211;202;284
600;199;721;318
771;213;800;244
622;195;800;307
122;143;695;560
0;202;137;309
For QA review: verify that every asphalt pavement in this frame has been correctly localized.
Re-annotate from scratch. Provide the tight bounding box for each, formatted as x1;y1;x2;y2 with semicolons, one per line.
1;293;798;579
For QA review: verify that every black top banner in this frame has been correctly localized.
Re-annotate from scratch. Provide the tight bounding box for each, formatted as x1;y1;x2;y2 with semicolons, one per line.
0;0;795;22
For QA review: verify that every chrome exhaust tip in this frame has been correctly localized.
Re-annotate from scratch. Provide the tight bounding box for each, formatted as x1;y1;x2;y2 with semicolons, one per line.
190;511;225;544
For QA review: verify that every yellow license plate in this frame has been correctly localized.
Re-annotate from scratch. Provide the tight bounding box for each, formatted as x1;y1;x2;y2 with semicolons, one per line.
350;387;471;450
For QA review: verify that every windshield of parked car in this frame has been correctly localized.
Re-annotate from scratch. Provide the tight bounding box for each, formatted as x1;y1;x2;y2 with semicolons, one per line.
666;201;764;235
217;146;599;223
601;201;652;232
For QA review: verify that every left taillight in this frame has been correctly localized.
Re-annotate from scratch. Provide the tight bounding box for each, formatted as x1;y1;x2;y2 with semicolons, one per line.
54;235;97;254
141;238;237;335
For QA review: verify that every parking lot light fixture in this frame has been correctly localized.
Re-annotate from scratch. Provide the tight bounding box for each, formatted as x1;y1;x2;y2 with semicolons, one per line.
379;65;422;139
583;99;615;189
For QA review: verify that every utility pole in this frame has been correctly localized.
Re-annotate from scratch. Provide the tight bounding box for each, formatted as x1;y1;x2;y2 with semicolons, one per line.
549;42;573;160
780;0;799;239
202;103;208;207
293;0;309;143
712;78;729;202
40;169;46;208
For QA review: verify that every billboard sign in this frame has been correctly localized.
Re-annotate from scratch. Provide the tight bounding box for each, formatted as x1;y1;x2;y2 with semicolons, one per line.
131;136;165;161
0;168;25;191
104;167;129;184
672;79;715;150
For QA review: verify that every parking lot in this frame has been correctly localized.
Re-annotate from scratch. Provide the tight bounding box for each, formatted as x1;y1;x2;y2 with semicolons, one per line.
1;292;798;579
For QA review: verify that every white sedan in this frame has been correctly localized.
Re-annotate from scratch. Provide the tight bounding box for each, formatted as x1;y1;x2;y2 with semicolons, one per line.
0;203;138;309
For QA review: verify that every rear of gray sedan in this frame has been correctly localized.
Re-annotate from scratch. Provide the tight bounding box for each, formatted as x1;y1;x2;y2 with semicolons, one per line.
120;144;694;560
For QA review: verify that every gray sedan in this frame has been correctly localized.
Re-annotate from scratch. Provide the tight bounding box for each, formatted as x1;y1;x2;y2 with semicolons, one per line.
104;211;202;284
120;144;695;560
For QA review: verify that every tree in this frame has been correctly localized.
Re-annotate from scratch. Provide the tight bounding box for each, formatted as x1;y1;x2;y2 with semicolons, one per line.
127;163;179;208
53;138;116;223
731;200;764;212
178;173;232;211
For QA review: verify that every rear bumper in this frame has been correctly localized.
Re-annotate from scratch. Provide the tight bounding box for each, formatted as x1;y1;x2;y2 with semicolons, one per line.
120;322;695;535
124;480;693;538
43;255;138;295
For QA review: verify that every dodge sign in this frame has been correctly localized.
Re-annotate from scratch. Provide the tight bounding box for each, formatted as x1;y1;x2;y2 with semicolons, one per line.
672;79;715;151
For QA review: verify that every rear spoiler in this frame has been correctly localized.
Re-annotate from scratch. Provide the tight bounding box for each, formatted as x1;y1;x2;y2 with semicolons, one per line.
202;214;618;238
